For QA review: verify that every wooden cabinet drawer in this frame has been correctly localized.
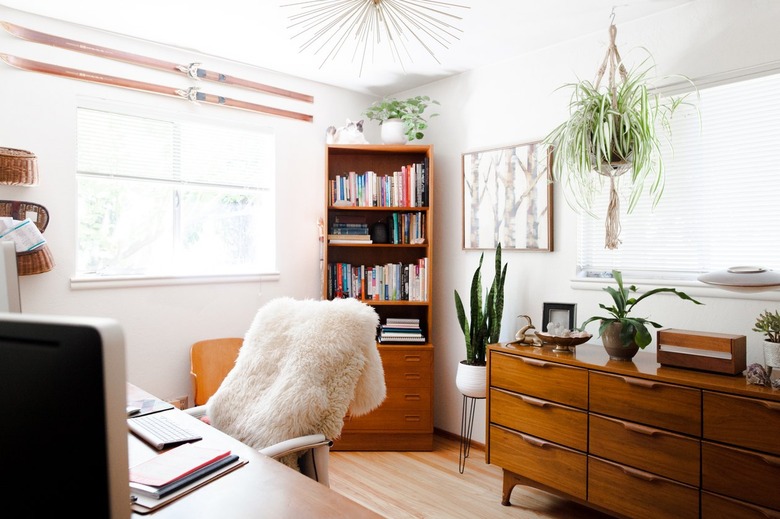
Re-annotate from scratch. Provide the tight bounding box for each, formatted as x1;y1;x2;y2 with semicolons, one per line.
589;372;701;436
343;408;432;432
589;414;699;486
380;348;432;387
703;391;780;456
489;388;587;451
376;386;431;411
489;352;587;408
702;441;780;511
489;424;586;500
702;491;780;519
588;456;699;519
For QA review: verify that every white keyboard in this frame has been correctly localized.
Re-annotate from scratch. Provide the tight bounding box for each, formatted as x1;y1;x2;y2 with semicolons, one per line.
128;412;202;450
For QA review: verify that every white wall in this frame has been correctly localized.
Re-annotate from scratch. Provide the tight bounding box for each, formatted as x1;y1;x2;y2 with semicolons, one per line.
3;1;780;445
410;0;780;443
0;6;375;402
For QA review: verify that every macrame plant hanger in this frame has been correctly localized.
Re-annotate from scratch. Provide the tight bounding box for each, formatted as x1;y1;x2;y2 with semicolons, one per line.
593;13;630;250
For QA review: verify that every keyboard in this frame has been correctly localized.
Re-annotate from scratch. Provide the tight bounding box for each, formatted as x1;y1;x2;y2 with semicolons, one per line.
128;412;202;450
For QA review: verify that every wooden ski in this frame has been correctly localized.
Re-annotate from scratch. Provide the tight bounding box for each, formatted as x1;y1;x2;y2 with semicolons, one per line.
1;21;314;103
0;53;313;122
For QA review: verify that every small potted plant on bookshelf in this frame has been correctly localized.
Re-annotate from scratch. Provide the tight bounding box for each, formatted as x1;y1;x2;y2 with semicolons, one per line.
363;95;440;144
580;270;702;361
453;244;507;397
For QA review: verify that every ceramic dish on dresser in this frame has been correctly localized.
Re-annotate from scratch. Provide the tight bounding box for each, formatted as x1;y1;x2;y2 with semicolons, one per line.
535;331;592;352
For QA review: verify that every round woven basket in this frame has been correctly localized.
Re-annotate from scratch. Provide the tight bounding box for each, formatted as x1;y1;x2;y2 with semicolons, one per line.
16;244;55;276
0;147;39;186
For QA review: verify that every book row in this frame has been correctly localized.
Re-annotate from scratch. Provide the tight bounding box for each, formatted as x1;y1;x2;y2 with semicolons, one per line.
329;159;429;208
328;212;426;245
327;259;428;302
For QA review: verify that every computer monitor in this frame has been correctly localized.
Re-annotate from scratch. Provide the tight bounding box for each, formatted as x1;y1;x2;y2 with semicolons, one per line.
0;312;131;518
0;240;21;312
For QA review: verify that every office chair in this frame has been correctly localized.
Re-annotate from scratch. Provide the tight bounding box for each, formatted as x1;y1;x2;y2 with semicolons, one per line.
190;337;243;407
184;297;386;487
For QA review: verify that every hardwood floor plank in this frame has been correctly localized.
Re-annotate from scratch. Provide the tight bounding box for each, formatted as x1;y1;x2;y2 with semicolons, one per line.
329;434;612;518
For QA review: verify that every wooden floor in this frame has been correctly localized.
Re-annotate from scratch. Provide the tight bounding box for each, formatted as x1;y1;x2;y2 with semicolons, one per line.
329;433;612;519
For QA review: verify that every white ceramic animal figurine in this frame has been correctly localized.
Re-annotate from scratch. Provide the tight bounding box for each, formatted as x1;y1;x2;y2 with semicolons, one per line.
326;119;369;144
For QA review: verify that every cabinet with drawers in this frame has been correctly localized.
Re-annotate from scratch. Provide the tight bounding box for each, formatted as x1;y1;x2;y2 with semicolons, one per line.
486;342;780;519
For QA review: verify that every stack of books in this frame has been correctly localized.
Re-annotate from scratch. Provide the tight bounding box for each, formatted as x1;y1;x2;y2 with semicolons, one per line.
329;215;371;244
378;317;425;343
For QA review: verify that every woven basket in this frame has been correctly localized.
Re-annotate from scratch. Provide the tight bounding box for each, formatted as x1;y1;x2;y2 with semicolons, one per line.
16;244;55;276
0;147;39;186
0;200;49;232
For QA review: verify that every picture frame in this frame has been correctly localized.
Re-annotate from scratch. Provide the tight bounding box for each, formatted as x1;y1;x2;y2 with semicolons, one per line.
542;302;576;333
462;141;553;250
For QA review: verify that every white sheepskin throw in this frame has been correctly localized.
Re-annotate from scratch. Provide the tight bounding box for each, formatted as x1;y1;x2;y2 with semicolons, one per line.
206;297;386;469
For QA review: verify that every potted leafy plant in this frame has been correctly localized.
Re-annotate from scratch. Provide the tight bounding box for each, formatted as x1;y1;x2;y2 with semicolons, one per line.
363;95;440;144
543;27;696;250
453;244;507;397
580;270;703;360
752;309;780;377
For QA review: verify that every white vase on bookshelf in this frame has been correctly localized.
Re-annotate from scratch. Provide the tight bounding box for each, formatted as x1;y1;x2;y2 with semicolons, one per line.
380;119;407;145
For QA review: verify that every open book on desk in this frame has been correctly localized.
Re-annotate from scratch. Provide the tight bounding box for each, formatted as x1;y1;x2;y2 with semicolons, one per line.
130;454;240;499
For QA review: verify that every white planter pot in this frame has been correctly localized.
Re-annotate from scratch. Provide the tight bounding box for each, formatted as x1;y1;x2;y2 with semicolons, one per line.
380;119;408;145
456;361;487;398
764;340;780;376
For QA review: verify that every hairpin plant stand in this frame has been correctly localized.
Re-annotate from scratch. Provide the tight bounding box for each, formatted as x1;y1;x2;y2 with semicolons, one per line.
458;394;484;474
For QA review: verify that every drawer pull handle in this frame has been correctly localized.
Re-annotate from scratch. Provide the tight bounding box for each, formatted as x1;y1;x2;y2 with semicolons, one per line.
521;358;550;368
759;453;780;468
404;355;422;362
404;394;421;401
404;373;421;380
622;376;657;389
521;435;550;449
404;415;421;422
761;400;780;412
620;465;657;482
623;422;659;436
520;395;549;408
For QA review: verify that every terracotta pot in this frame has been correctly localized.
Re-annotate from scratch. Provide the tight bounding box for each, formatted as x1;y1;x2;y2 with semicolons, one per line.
600;321;640;361
456;361;486;398
380;119;408;145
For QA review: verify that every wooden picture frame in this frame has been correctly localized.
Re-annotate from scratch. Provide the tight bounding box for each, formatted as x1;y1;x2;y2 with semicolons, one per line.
462;141;553;250
542;302;576;333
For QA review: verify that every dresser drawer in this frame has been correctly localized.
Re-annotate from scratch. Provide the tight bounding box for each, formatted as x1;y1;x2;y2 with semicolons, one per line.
489;352;588;408
703;391;780;456
588;456;699;519
490;388;587;451
589;414;699;486
378;386;431;411
589;372;701;436
702;491;780;519
702;440;780;511
343;408;432;432
489;424;586;500
380;348;433;387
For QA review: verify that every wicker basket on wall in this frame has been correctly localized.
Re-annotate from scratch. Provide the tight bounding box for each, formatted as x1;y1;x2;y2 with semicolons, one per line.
0;200;54;275
0;147;39;186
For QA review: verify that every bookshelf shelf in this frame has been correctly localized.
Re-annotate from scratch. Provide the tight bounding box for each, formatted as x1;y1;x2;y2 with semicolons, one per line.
324;144;434;451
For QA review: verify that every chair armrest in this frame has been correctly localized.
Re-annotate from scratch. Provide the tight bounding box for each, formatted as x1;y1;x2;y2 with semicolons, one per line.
182;405;208;420
259;433;332;459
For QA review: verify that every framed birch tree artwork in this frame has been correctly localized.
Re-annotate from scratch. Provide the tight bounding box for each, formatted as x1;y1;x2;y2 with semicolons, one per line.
462;141;553;250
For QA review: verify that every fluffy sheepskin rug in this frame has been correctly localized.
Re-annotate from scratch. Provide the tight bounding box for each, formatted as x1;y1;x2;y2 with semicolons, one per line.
206;297;386;469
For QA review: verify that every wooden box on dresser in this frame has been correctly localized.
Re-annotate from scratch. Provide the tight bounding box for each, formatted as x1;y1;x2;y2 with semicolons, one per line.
324;144;434;451
486;342;780;519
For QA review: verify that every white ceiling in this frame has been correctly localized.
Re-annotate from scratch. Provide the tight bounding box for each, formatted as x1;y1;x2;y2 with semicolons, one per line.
0;0;691;97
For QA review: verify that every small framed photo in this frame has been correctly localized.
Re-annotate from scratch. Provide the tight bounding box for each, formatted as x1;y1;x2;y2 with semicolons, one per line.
542;303;576;333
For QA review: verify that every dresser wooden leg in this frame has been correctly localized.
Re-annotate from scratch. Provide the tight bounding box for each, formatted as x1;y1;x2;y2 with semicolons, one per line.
501;469;518;506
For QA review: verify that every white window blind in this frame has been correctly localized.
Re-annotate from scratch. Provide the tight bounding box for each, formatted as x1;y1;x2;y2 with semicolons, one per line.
578;71;780;281
76;105;276;278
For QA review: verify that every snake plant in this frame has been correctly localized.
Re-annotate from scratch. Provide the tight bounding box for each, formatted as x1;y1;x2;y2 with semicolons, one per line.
454;244;507;366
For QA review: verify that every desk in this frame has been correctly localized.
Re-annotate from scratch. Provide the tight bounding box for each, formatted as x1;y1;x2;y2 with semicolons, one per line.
128;384;382;518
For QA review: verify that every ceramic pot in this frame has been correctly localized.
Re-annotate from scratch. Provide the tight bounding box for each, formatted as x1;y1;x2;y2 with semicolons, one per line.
764;340;780;376
380;119;408;145
600;321;640;361
456;361;486;398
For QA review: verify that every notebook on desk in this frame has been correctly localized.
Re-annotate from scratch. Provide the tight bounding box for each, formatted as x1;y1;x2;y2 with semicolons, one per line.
128;398;175;418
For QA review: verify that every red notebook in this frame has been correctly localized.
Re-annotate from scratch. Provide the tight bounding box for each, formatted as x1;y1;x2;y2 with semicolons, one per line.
129;443;232;487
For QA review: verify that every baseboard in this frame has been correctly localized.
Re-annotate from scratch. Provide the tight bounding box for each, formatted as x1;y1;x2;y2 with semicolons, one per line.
434;427;485;451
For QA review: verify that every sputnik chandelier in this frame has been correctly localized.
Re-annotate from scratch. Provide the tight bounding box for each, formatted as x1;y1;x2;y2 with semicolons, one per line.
281;0;470;75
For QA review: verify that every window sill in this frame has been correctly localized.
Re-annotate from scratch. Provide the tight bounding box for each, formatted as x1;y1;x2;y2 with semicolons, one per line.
70;272;280;290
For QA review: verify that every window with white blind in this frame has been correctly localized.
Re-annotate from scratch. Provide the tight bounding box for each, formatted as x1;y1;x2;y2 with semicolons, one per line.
76;102;276;279
577;69;780;282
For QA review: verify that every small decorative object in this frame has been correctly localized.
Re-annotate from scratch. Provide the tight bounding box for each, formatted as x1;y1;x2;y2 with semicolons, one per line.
0;147;38;186
745;363;780;389
752;309;780;378
535;330;592;353
542;302;576;333
325;119;369;144
543;19;695;249
369;222;388;244
363;95;439;143
454;243;507;369
512;314;541;346
462;142;553;250
580;270;703;360
698;266;780;293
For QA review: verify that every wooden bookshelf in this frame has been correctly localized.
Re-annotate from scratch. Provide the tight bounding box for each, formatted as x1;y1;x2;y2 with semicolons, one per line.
324;144;434;451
